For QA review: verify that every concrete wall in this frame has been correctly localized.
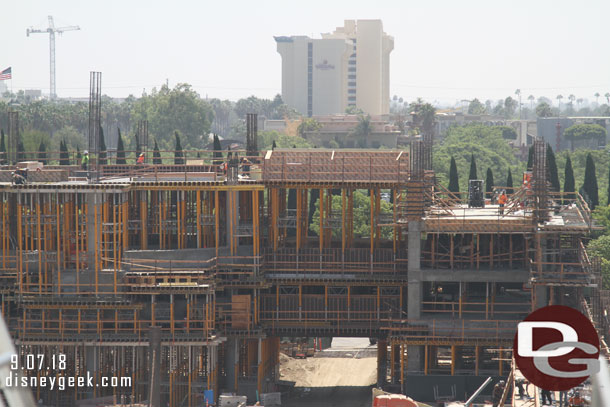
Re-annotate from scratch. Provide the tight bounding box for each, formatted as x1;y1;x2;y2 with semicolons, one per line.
356;20;383;116
312;39;349;116
537;117;610;151
405;375;503;403
276;37;309;116
0;169;68;182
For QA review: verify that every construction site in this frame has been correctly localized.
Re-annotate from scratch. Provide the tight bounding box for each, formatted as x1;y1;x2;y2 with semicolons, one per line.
0;78;606;407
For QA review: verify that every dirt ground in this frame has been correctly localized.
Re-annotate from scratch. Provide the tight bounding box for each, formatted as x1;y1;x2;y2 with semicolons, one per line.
279;353;377;387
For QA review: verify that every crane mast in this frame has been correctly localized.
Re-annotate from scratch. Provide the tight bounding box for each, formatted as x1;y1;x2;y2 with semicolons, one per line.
26;15;80;100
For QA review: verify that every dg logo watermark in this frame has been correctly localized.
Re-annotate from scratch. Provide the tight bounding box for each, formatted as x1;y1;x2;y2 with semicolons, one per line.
513;305;600;391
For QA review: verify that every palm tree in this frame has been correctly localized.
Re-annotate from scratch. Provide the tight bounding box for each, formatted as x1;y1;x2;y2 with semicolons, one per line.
556;95;564;112
350;114;372;148
605;93;610;105
411;100;436;145
515;89;522;119
594;92;600;105
568;94;576;107
528;95;535;110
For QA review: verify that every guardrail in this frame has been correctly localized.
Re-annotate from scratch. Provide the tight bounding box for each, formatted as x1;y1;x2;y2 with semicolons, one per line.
263;248;405;275
262;150;409;183
383;318;520;342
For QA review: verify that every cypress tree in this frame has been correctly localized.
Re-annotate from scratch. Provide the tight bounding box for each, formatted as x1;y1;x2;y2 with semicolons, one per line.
153;139;162;164
16;139;25;163
546;143;560;192
583;153;598;209
59;141;65;165
564;155;575;203
485;168;494;198
468;154;478;180
58;140;67;165
0;129;5;165
506;169;514;195
213;134;222;165
99;125;107;165
526;145;534;170
38;140;47;165
607;163;610;206
447;156;460;195
116;128;126;165
135;129;141;158
174;131;184;165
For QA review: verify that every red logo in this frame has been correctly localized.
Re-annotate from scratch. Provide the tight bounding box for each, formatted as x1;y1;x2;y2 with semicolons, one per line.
513;305;599;391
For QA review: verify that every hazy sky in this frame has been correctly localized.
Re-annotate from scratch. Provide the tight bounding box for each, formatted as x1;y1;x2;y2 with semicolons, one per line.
2;0;609;106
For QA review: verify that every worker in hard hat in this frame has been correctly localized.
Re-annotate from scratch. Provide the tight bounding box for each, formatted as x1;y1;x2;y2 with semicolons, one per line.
137;152;145;165
492;380;505;407
498;190;507;215
81;151;89;170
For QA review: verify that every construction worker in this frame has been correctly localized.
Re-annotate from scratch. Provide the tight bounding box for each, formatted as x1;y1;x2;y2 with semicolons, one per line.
137;152;145;164
81;150;90;170
568;391;588;406
11;169;27;185
240;156;251;176
515;377;529;400
541;388;553;406
498;190;507;215
492;380;505;407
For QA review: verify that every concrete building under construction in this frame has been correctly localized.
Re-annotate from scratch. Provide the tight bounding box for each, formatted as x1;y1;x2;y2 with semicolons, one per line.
0;131;604;405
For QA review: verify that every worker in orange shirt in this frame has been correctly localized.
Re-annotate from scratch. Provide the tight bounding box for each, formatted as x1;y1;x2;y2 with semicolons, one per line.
137;153;145;164
498;190;507;215
568;391;588;406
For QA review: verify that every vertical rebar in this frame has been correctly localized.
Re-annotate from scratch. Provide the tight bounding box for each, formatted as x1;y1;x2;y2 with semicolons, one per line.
88;71;102;182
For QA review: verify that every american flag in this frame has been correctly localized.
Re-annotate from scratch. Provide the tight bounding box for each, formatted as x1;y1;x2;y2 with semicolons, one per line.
0;67;12;80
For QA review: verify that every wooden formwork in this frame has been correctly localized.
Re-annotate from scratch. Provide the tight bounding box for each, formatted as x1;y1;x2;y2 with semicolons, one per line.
263;149;409;183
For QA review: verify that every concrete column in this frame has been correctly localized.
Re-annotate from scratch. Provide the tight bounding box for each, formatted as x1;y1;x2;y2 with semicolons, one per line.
407;220;425;374
258;337;264;393
407;345;423;374
377;339;387;387
407;220;422;319
407;281;422;320
535;285;548;309
224;337;239;393
407;221;421;273
226;191;240;251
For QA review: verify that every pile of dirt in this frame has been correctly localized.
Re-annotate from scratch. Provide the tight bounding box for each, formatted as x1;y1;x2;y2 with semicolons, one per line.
279;353;377;387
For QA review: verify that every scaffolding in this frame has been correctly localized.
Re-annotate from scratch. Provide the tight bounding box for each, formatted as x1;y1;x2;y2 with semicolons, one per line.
0;146;602;405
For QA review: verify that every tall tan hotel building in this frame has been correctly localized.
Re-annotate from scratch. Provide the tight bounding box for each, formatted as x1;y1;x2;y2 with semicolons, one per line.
275;20;394;117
